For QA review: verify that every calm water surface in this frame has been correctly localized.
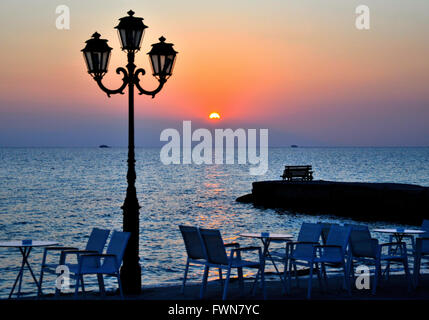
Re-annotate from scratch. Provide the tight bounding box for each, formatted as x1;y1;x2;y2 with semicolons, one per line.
0;147;428;297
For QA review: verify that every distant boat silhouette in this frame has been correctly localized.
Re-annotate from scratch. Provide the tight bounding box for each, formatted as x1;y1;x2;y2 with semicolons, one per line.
99;145;110;148
291;145;298;148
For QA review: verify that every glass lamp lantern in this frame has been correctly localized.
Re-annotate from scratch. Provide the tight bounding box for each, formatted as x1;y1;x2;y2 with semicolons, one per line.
115;10;148;51
147;36;178;80
81;32;112;78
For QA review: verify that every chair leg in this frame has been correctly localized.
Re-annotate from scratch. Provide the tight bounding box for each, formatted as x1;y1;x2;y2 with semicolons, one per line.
38;267;45;297
373;261;379;295
293;262;299;288
117;274;124;299
181;259;190;294
376;260;383;288
343;262;350;295
74;275;80;297
349;260;354;282
237;267;244;296
287;259;293;294
251;269;260;296
261;265;266;300
307;263;314;299
97;274;105;296
403;257;412;292
222;268;232;300
200;265;209;299
322;263;328;289
316;263;324;292
413;255;421;287
81;275;86;293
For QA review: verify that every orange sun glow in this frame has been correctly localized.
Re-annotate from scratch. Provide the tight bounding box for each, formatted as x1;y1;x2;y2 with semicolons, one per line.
209;112;221;119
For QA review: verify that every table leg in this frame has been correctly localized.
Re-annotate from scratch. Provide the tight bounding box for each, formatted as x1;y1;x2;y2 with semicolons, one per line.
8;246;43;299
8;249;26;299
385;234;405;279
257;239;269;289
259;239;288;291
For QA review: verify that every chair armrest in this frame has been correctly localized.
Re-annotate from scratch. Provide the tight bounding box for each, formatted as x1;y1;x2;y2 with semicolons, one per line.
60;250;99;264
81;253;116;257
63;250;98;255
232;246;260;252
286;241;319;254
287;241;319;246
44;246;79;251
79;254;120;271
314;245;342;248
380;242;406;247
231;246;262;260
224;242;240;248
41;246;79;266
314;244;344;258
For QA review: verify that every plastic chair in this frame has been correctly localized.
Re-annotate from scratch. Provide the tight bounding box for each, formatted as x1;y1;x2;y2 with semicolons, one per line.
413;237;429;286
179;225;239;294
38;227;110;296
68;231;130;298
284;223;323;293
198;228;264;300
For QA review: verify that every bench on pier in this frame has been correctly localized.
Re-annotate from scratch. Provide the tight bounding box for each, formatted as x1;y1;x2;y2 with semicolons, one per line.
281;165;313;181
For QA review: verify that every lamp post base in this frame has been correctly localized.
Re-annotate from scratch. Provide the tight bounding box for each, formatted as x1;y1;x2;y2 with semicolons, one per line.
121;183;141;294
120;263;142;295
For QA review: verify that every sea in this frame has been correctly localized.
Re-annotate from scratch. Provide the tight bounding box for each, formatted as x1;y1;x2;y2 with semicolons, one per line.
0;147;429;297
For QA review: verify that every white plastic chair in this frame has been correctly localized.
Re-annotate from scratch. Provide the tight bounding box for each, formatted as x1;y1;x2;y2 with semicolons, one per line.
347;224;383;294
38;228;110;296
284;223;323;293
289;225;351;299
413;237;429;286
317;222;339;245
198;228;265;300
68;230;130;298
179;225;239;294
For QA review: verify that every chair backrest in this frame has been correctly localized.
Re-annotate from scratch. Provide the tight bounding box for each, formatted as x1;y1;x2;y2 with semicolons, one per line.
416;238;429;254
318;222;339;245
297;223;322;242
323;225;352;258
346;224;376;258
421;220;429;236
293;223;322;258
179;225;206;260
198;228;228;265
85;228;110;253
102;231;131;270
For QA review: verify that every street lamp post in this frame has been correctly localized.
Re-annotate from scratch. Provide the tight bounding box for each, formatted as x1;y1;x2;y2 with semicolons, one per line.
81;10;177;294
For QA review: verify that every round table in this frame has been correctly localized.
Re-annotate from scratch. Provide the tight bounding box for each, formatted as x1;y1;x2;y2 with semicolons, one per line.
372;228;426;243
0;241;58;299
240;233;293;290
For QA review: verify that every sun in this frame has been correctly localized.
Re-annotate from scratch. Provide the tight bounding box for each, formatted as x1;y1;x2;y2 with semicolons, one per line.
209;112;221;120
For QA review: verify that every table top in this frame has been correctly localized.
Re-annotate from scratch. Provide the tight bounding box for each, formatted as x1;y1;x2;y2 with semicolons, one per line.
372;228;426;235
240;233;293;240
0;241;58;248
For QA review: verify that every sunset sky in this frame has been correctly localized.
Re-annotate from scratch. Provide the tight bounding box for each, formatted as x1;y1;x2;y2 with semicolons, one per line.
0;0;428;146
